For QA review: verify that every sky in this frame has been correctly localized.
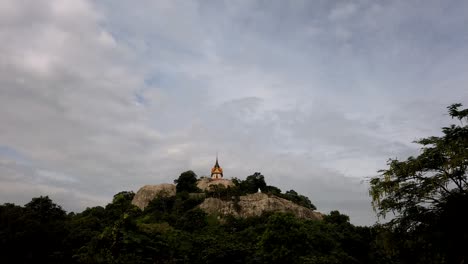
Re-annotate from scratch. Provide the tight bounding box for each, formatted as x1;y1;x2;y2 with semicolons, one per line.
1;0;468;225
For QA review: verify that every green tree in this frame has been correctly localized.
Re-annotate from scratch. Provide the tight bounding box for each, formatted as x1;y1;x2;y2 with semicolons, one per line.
264;185;281;195
369;103;468;263
25;196;67;220
104;191;137;223
174;170;201;193
66;206;107;261
258;213;309;263
175;208;207;232
0;203;27;263
257;213;353;264
283;190;317;210
323;210;350;225
0;197;70;263
238;172;267;194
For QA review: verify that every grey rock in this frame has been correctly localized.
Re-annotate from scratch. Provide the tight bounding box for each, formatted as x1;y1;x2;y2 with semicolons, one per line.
131;184;176;209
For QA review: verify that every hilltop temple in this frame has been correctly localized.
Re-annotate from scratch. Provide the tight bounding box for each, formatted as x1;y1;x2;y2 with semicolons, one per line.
211;155;223;180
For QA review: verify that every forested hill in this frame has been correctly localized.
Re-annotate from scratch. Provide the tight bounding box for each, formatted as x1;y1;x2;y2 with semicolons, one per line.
0;175;376;264
131;173;322;221
0;104;467;263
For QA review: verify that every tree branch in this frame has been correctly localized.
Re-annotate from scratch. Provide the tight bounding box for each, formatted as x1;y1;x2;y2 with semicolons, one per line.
413;173;452;195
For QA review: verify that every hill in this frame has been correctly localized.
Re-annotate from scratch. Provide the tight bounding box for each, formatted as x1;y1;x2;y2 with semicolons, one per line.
131;177;322;221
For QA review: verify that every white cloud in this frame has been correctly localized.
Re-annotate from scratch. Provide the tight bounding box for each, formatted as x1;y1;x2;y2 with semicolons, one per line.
0;0;156;199
37;169;78;184
329;2;358;21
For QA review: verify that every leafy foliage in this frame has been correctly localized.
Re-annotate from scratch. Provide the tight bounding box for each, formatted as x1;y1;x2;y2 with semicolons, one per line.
236;172;267;194
231;172;317;210
0;196;69;263
0;189;374;264
174;170;201;193
369;103;468;263
279;190;317;210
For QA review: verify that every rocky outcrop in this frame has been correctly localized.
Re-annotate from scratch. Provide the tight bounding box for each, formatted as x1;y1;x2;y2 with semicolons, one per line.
131;184;176;209
198;192;323;220
132;181;322;221
196;178;234;191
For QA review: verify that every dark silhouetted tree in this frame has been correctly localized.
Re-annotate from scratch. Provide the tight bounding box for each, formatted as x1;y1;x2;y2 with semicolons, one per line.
174;170;200;193
369;103;468;263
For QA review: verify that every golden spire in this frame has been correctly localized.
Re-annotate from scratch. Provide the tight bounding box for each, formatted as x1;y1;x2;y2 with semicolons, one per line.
211;153;223;179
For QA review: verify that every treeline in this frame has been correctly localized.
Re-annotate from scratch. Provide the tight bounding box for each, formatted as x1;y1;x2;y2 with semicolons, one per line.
179;170;316;210
0;171;380;263
0;192;384;264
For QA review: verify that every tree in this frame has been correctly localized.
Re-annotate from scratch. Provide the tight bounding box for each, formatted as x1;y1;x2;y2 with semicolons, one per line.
0;197;69;263
323;210;350;226
283;190;317;210
175;209;207;232
174;170;201;193
264;185;282;195
105;191;137;222
24;196;67;221
369;103;468;263
238;172;267;194
258;213;310;263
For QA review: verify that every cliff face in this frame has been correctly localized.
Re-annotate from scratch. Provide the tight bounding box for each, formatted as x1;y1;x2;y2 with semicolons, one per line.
199;192;322;221
131;184;176;209
131;179;234;210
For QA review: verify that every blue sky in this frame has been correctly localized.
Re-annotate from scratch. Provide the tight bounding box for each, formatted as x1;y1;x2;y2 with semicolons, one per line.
1;0;468;225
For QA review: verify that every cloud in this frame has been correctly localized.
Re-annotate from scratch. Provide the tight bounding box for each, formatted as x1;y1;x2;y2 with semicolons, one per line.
0;0;155;202
1;0;468;225
329;2;358;21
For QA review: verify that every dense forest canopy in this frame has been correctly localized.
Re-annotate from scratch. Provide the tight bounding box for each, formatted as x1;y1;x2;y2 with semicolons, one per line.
0;104;467;263
0;177;369;264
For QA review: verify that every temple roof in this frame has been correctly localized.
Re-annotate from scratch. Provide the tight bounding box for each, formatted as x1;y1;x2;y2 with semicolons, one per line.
211;156;223;175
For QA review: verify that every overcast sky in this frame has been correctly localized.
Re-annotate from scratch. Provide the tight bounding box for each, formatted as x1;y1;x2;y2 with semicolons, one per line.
1;0;468;225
